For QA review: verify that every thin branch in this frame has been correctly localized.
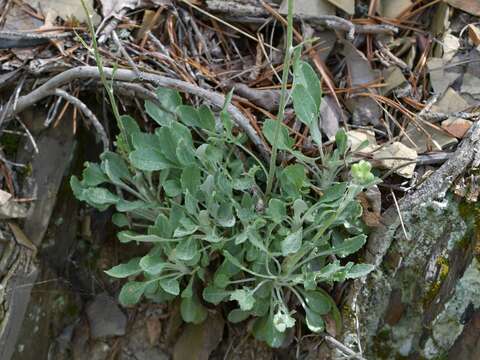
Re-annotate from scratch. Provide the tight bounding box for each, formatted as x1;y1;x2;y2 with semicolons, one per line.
0;30;72;39
390;189;410;241
53;88;109;151
112;31;143;79
9;66;270;160
323;334;367;360
16;117;38;154
0;152;26;168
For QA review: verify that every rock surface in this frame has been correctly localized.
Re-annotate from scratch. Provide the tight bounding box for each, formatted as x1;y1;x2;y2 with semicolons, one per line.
86;293;127;339
173;312;224;360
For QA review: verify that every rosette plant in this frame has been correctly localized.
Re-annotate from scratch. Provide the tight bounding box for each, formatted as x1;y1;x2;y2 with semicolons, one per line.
72;0;378;347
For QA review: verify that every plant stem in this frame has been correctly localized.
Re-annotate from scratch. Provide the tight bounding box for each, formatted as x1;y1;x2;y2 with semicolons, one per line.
80;0;130;151
265;0;294;198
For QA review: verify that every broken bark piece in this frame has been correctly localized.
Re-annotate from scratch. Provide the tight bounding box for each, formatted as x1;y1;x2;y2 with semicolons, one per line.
0;224;38;360
17;110;76;246
373;141;417;178
441;118;473;139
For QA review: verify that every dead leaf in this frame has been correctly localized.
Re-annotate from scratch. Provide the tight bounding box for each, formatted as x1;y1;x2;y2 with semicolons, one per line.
25;0;100;26
136;9;158;42
468;24;480;46
373;142;417;178
327;0;355;15
377;0;412;18
319;96;341;141
279;0;335;16
405;42;417;68
343;41;382;126
0;189;12;206
446;0;480;17
441;118;472;138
